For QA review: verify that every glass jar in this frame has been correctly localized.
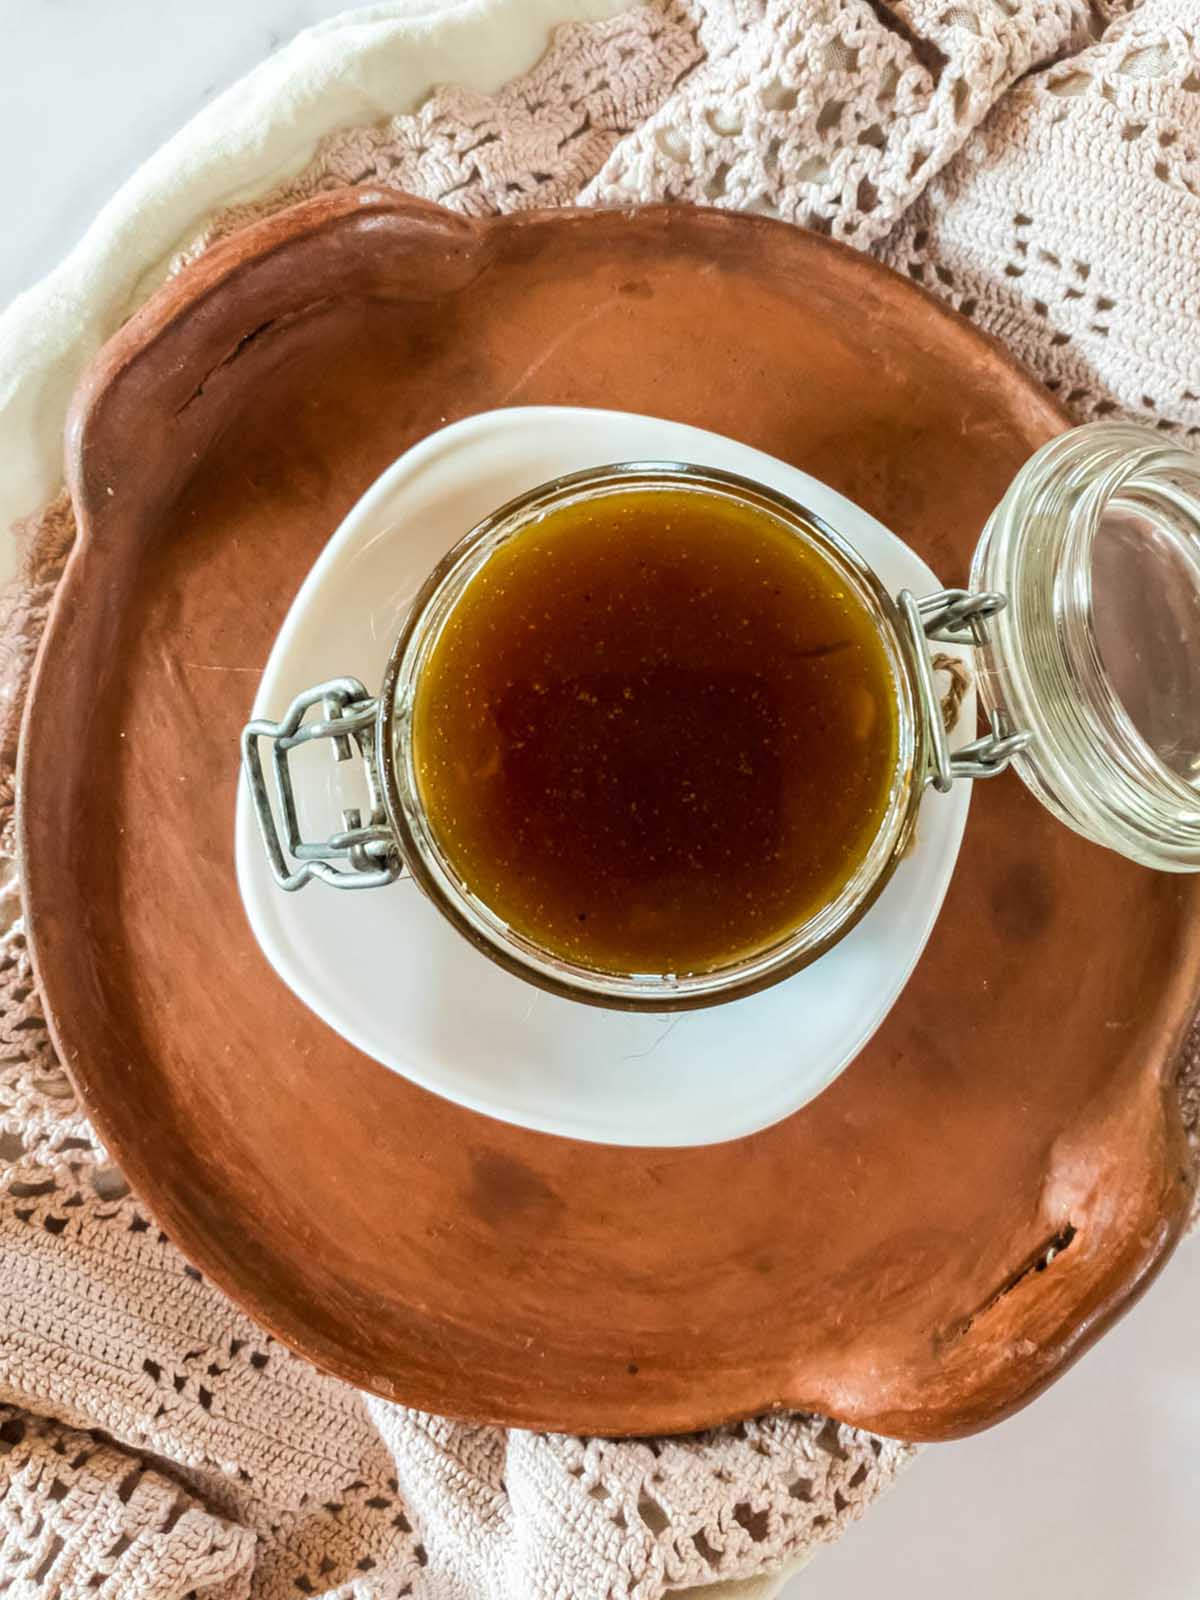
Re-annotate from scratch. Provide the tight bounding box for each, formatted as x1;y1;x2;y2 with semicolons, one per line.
972;423;1200;869
242;423;1200;1009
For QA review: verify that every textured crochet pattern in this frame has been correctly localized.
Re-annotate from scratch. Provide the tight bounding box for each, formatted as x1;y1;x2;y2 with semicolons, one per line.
4;2;1200;1596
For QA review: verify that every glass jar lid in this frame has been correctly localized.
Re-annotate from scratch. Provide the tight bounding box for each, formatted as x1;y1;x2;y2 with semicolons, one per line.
971;423;1200;871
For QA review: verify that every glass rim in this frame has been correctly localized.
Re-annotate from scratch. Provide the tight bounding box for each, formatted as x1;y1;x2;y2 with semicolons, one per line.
374;461;925;1010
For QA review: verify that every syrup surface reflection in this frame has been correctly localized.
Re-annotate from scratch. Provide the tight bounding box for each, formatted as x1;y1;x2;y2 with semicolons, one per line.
413;486;900;973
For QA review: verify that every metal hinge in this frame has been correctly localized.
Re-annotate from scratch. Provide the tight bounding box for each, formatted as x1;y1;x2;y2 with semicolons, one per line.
899;589;1032;794
241;679;402;890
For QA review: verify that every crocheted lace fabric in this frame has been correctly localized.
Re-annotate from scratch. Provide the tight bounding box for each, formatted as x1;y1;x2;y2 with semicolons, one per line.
4;2;1200;1596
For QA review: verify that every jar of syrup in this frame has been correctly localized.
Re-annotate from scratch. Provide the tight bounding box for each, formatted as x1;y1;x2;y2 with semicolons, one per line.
242;422;1200;1009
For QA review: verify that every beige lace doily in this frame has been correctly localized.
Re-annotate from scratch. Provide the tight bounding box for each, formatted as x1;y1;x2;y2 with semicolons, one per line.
2;3;1199;1597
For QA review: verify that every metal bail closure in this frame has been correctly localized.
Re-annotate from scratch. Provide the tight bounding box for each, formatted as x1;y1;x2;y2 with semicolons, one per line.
898;588;1033;794
241;678;403;890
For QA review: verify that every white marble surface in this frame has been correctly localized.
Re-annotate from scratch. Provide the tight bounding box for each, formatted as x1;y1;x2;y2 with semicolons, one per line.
1;0;347;309
3;5;1198;1597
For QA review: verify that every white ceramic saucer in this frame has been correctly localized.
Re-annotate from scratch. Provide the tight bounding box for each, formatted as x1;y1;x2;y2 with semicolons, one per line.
236;408;973;1147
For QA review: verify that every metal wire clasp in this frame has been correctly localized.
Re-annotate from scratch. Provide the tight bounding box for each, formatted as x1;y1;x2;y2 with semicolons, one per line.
898;589;1032;794
241;679;402;890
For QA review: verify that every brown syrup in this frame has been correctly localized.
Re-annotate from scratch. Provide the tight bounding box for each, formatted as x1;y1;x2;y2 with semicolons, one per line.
413;487;899;975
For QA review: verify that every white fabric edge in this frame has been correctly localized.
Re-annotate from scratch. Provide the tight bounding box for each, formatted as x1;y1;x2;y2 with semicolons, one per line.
0;0;632;538
678;1553;813;1598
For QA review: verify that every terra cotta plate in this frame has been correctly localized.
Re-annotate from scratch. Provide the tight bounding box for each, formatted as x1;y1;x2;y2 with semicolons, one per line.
20;190;1200;1440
